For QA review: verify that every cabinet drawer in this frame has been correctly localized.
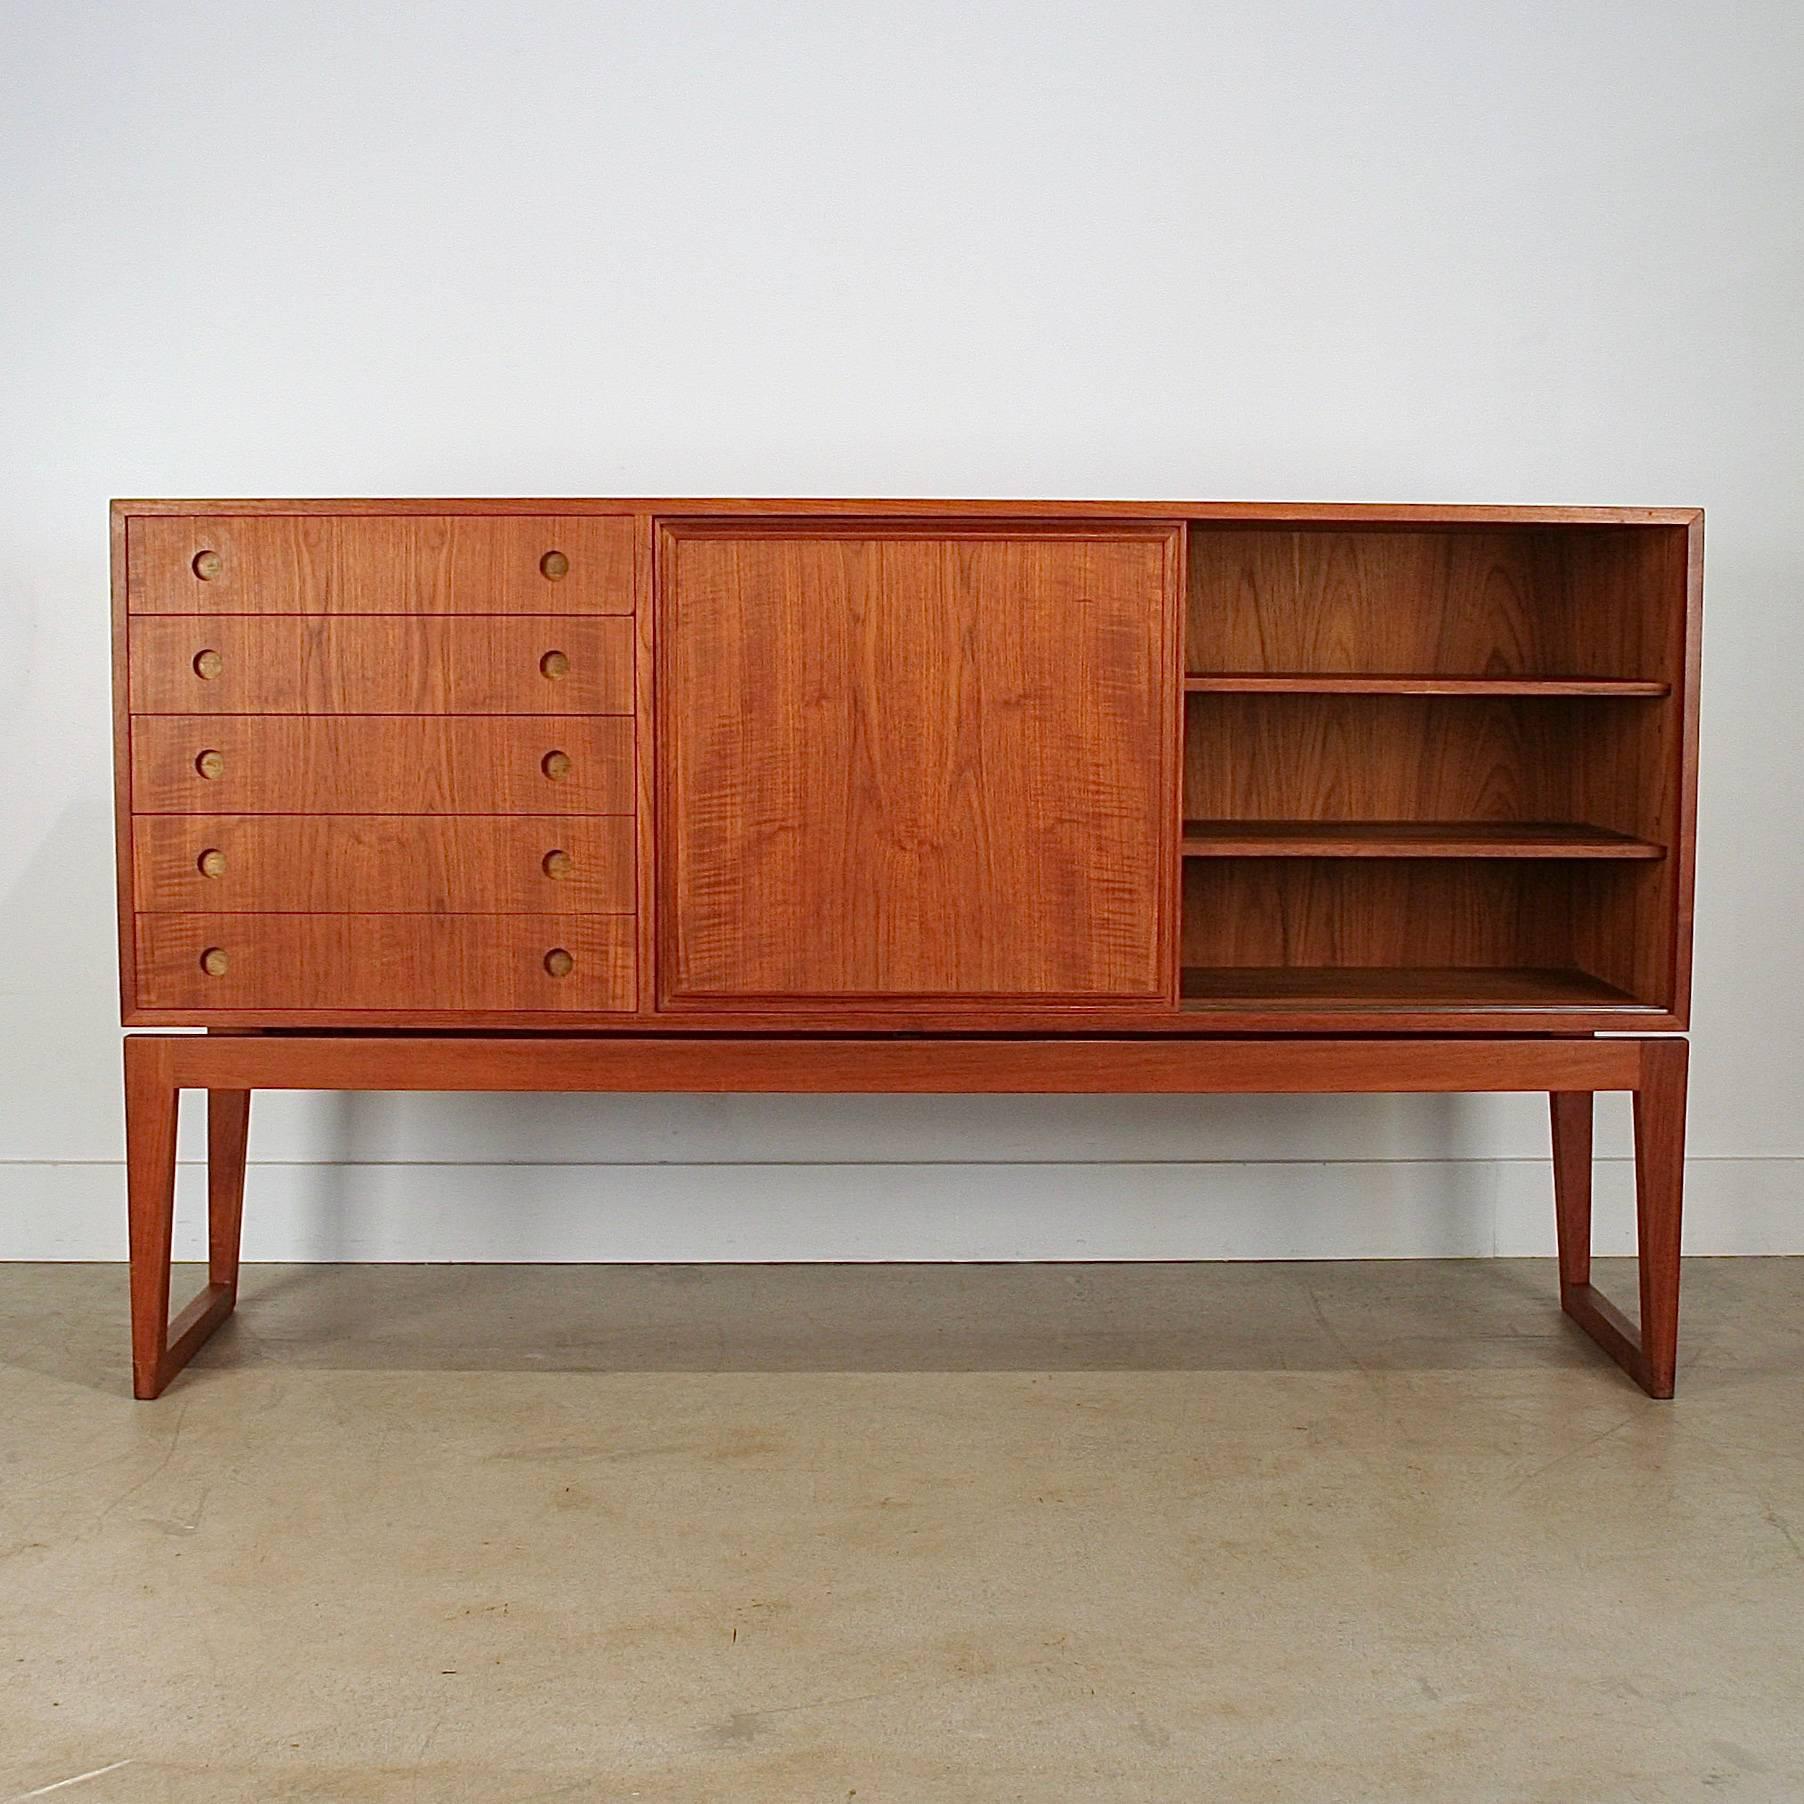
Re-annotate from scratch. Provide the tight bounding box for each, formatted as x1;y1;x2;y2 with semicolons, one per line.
131;716;633;814
134;816;635;914
134;913;637;1012
126;514;634;614
128;616;633;715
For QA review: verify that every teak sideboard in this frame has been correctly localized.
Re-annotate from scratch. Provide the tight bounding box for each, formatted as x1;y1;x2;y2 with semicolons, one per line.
110;498;1702;1399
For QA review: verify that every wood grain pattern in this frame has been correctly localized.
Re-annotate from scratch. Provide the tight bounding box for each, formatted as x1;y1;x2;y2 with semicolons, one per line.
1180;858;1580;972
133;815;634;915
1183;695;1584;824
1550;1090;1594;1290
1179;820;1663;859
126;514;634;613
135;913;636;1012
124;1035;182;1397
1184;527;1679;678
111;504;137;1019
207;1089;251;1301
130;716;633;815
128;615;633;714
659;522;1180;1003
632;511;659;1031
134;1028;1654;1096
1629;1036;1688;1397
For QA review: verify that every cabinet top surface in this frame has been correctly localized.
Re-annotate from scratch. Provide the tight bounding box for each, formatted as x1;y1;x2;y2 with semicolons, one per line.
111;497;1703;527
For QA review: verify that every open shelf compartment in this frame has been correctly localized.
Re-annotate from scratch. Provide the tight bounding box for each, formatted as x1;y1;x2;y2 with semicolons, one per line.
1177;857;1674;1015
1174;515;1690;1019
1185;521;1689;683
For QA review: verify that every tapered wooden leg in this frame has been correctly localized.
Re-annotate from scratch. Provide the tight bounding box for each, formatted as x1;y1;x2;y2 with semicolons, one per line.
125;1038;180;1399
1549;1091;1593;1293
1555;1040;1688;1399
208;1090;251;1299
1632;1038;1688;1399
124;1041;243;1398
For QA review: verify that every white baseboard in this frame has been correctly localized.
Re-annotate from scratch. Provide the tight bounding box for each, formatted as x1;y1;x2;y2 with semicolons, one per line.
2;1158;1798;1260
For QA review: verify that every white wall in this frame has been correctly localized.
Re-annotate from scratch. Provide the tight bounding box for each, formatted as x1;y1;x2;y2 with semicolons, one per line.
3;0;1799;1261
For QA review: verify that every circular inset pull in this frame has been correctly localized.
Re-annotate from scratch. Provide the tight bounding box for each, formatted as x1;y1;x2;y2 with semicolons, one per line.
542;849;573;880
544;947;575;978
540;650;570;681
540;550;570;581
193;648;224;680
199;947;229;977
197;847;227;879
192;550;223;581
541;750;571;782
195;749;225;780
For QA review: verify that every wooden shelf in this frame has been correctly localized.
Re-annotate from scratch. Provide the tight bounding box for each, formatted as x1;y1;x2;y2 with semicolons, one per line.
1180;820;1665;860
1179;966;1647;1010
1183;673;1669;697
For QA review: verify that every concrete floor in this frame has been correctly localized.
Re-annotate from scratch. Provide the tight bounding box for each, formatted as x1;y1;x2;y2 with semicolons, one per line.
1;1260;1801;1802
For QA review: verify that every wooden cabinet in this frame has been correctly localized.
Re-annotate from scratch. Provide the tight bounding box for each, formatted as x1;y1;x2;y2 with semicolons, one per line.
111;498;1703;1399
115;499;1698;1033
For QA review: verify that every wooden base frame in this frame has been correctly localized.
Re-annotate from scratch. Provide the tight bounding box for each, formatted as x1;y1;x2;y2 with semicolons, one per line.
122;1033;1688;1400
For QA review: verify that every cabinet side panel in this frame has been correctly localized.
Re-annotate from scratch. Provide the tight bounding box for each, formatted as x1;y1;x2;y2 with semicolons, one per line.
113;507;136;1019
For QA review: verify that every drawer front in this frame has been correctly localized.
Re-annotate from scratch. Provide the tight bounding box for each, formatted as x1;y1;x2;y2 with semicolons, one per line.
135;913;636;1012
134;815;635;914
127;514;634;614
128;616;634;715
131;716;633;814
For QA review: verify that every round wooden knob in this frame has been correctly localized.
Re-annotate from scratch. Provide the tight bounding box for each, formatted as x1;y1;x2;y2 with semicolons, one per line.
541;750;571;782
542;849;573;880
544;948;575;978
199;947;229;977
197;847;227;879
193;648;224;680
192;550;222;581
540;550;570;581
540;650;570;680
195;749;225;780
